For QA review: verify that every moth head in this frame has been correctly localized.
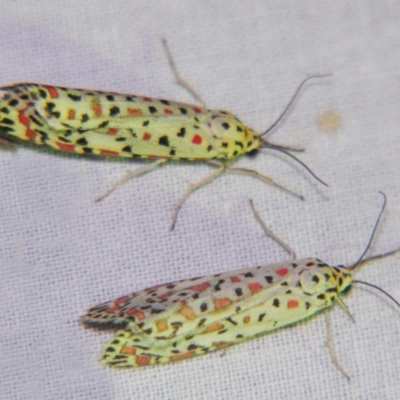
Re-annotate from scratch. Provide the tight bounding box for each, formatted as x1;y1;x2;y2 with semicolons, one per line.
206;112;262;155
334;265;353;295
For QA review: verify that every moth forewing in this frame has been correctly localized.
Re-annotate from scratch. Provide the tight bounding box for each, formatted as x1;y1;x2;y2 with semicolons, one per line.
82;258;351;368
0;43;329;229
1;83;259;159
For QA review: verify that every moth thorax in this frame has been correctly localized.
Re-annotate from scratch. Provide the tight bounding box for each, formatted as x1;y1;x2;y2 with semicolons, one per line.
299;267;337;295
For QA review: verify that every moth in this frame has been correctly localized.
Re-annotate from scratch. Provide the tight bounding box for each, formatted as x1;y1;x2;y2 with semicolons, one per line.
81;193;399;378
0;40;329;229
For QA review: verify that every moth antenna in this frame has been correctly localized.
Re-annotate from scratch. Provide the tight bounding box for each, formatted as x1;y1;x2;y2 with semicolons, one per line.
348;192;387;271
352;280;400;309
261;142;328;186
261;74;332;137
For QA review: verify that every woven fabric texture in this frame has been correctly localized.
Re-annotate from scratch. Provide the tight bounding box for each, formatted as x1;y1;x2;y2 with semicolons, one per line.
1;1;400;399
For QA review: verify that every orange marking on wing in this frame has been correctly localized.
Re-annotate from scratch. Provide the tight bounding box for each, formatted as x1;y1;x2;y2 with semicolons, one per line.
136;355;151;366
128;108;142;116
125;308;146;321
192;134;203;145
164;109;173;115
248;282;262;293
230;276;241;283
203;322;224;333
287;300;299;309
171;351;196;361
120;346;137;355
143;97;152;102
100;150;119;157
190;282;210;292
180;305;196;320
108;128;119;135
143;132;151;141
44;86;59;99
276;268;289;277
193;107;202;114
93;104;102;117
67;110;76;119
243;316;250;323
156;319;168;333
212;341;230;348
56;142;75;152
18;112;30;127
213;297;232;309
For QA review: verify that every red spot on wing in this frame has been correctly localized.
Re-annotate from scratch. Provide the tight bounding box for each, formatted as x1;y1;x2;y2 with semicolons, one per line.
276;268;289;277
164;109;173;115
100;150;119;157
190;282;210;292
26;129;36;140
248;282;262;293
68;110;75;120
18;112;30;127
105;305;119;313
93;104;102;117
158;292;172;299
125;308;146;321
192;134;203;145
136;355;151;366
213;297;232;309
193;107;202;114
287;300;299;309
56;142;75;152
230;276;241;283
143;97;152;102
143;132;151;141
44;86;59;99
128;108;142;116
115;296;130;305
108;128;119;135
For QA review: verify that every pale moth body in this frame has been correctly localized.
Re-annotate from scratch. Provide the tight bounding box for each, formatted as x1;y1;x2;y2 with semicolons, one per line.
82;196;399;371
0;83;259;160
0;40;328;228
82;257;351;368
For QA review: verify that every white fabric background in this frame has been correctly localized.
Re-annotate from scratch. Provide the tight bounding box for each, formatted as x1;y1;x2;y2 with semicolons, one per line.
1;1;400;399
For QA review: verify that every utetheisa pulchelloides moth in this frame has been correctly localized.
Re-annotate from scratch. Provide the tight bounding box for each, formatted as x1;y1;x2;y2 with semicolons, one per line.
0;40;330;229
81;192;400;379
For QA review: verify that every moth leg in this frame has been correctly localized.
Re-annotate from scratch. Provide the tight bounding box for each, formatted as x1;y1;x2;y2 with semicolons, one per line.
162;38;205;107
170;165;225;231
95;159;168;203
336;298;356;323
224;166;304;201
324;312;351;381
249;200;296;260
